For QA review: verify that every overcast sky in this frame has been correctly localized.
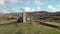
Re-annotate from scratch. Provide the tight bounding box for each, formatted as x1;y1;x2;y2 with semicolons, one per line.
0;0;60;13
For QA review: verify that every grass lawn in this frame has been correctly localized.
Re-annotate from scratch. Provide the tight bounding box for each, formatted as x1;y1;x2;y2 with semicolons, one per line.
0;20;60;34
0;19;17;24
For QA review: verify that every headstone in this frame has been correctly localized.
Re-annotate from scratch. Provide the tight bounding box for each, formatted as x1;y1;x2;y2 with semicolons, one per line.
23;10;26;23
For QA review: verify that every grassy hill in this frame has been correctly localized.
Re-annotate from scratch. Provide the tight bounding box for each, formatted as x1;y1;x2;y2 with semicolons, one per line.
0;20;60;34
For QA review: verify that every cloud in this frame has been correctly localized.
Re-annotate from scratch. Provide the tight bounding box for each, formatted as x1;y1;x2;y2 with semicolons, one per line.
31;7;41;12
3;7;17;13
37;7;41;11
19;0;30;5
33;0;42;6
23;7;30;12
19;0;46;6
33;0;46;6
48;5;56;10
8;8;17;13
19;1;30;5
32;8;35;11
12;8;17;13
3;10;8;13
0;0;4;5
6;0;18;5
0;10;10;13
9;0;18;3
57;5;60;7
23;7;41;12
20;1;24;5
48;5;60;11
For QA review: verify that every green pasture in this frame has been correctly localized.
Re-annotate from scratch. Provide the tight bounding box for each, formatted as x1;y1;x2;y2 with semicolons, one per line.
0;19;60;34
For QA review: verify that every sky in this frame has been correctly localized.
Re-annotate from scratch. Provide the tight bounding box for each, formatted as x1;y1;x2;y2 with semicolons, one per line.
0;0;60;13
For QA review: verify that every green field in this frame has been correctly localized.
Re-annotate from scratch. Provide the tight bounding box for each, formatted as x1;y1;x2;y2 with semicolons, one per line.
0;20;60;34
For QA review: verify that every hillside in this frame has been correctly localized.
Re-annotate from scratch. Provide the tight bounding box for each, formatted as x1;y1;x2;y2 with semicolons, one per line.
0;11;60;22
